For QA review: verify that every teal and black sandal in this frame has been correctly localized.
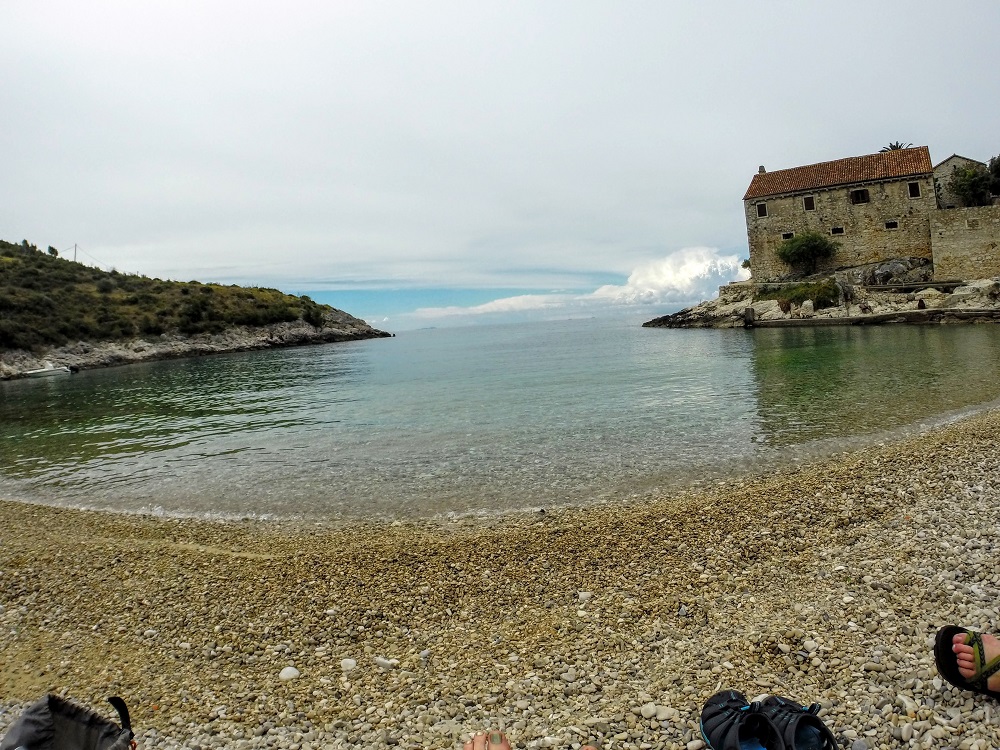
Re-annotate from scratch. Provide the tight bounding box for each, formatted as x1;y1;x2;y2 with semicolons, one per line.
759;695;837;749
700;690;784;750
934;625;1000;701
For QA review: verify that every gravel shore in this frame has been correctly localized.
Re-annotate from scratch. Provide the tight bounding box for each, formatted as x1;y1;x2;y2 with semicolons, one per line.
2;410;1000;750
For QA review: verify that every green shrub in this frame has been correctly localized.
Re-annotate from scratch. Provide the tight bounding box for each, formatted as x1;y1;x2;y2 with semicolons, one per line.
756;278;841;310
948;164;993;207
775;231;838;275
303;304;325;328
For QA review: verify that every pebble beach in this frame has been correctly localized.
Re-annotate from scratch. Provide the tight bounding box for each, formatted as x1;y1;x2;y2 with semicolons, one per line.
2;409;1000;750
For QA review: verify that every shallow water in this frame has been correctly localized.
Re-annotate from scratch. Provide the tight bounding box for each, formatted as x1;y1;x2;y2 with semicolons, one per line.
2;317;1000;520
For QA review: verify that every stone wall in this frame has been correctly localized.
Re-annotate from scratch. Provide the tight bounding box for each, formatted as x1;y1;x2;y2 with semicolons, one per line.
746;175;936;281
931;206;1000;280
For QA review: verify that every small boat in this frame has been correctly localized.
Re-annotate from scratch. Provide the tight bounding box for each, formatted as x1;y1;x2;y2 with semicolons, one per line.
24;365;73;378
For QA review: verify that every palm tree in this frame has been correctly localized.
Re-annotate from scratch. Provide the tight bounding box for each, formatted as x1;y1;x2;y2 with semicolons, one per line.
880;141;913;152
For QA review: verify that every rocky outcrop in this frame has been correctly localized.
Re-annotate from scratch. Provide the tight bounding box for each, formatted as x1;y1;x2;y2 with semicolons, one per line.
644;275;1000;329
835;256;933;286
0;310;391;379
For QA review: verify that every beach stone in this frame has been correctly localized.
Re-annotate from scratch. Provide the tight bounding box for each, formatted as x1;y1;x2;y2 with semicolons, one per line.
5;409;1000;749
279;667;300;681
340;659;356;672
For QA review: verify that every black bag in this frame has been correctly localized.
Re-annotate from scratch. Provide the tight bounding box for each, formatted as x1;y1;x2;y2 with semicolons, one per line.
0;696;133;750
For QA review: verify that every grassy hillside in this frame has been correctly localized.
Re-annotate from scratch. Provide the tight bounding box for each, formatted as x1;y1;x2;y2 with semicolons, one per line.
0;239;338;351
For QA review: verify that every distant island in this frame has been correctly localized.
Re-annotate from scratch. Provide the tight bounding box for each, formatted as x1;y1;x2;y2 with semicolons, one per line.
0;239;390;379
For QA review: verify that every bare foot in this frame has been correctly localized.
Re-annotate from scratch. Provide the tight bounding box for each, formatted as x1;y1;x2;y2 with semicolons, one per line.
464;731;512;750
463;730;599;750
953;631;1000;691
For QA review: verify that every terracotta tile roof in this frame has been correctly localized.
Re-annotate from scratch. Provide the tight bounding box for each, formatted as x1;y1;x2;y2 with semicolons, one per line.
743;146;933;201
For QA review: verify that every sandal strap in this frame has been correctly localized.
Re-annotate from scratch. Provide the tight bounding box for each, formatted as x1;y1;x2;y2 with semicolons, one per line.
965;631;1000;689
982;655;1000;680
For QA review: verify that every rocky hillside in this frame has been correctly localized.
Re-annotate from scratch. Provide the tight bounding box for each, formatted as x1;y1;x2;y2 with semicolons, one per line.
0;314;391;380
0;239;390;378
645;258;1000;329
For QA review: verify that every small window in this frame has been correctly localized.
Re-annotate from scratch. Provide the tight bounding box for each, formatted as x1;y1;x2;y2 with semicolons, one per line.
831;227;845;235
885;220;899;229
908;182;921;198
756;203;768;217
850;189;870;204
803;196;815;211
781;232;794;240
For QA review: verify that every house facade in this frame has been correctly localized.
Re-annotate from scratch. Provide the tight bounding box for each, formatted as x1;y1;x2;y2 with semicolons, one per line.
743;148;938;281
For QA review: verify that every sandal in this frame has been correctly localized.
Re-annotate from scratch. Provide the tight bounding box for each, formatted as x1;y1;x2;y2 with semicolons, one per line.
934;625;1000;701
700;690;785;750
759;695;837;749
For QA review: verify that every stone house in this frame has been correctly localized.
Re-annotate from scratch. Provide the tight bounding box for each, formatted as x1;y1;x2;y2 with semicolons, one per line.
743;147;1000;282
933;154;988;208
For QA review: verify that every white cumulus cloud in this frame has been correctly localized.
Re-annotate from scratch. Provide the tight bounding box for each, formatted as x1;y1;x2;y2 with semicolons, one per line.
405;246;748;326
591;246;748;304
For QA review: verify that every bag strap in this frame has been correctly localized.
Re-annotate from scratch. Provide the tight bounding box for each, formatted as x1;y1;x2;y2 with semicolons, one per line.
106;697;134;741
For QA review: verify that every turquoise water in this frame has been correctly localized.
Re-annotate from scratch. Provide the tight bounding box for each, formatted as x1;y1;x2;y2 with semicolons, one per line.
2;317;1000;520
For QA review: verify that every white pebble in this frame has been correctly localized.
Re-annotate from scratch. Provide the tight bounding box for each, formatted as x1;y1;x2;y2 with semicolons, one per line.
278;666;300;681
340;658;357;672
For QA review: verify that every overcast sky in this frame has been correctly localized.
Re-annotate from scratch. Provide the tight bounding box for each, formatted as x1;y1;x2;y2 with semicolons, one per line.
3;1;998;329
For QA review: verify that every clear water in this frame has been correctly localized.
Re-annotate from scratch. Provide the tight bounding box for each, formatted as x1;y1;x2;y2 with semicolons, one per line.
2;317;1000;520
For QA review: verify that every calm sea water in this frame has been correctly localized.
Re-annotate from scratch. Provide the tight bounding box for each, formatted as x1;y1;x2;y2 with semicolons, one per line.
3;317;1000;521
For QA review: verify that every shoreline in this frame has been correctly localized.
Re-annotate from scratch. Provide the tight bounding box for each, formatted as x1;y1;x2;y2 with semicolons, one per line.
643;276;1000;329
0;317;392;381
2;412;1000;748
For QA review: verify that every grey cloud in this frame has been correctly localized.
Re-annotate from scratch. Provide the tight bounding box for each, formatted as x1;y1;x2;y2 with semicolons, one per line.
2;1;998;297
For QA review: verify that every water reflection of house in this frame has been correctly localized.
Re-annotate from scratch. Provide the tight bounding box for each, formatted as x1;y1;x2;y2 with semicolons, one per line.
743;147;1000;282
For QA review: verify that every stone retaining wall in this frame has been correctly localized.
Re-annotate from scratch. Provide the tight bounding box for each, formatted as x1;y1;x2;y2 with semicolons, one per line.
931;206;1000;280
